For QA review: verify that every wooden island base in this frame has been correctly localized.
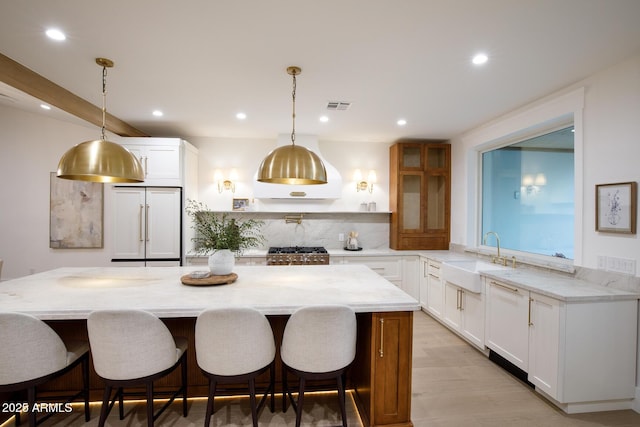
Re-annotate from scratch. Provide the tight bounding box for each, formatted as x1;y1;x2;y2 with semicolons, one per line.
37;311;413;427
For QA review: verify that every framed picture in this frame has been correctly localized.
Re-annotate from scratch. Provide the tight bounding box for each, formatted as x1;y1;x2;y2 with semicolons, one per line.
596;182;637;234
50;172;104;248
232;198;249;211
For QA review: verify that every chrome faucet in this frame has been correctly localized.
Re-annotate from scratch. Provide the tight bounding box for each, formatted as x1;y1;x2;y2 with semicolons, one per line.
483;231;502;265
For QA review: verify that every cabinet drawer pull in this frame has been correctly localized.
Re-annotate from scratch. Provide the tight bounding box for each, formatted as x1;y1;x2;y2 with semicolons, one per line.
428;273;440;279
490;281;518;293
528;297;533;326
429;264;440;270
459;289;464;311
379;318;384;358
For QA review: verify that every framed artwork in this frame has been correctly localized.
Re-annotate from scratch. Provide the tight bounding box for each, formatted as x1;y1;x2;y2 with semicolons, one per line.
595;181;637;234
232;198;249;211
50;172;104;248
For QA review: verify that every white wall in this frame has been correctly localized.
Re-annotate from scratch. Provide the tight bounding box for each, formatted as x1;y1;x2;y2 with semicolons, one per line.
450;53;640;274
187;136;390;213
0;105;117;279
0;107;393;279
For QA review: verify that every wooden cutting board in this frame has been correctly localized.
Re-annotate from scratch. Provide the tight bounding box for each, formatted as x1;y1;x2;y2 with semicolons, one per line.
180;272;238;286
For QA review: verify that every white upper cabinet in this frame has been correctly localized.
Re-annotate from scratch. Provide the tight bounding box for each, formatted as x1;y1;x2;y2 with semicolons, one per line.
120;137;198;187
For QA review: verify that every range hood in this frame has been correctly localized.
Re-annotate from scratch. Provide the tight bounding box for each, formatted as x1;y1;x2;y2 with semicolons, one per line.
253;134;342;199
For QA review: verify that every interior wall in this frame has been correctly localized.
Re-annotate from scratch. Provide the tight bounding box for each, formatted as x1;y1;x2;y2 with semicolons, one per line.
450;53;640;274
187;136;391;213
0;105;117;280
0;108;393;279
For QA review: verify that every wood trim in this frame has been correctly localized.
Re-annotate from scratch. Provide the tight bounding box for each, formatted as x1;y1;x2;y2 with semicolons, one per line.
0;53;148;137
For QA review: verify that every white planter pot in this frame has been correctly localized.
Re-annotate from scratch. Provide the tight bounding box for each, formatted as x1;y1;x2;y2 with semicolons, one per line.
208;249;235;275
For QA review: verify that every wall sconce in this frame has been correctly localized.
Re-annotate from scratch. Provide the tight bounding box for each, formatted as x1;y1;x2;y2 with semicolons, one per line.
522;173;546;195
354;169;376;193
215;169;238;193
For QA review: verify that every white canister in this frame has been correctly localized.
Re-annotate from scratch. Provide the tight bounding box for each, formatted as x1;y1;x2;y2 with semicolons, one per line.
368;202;376;211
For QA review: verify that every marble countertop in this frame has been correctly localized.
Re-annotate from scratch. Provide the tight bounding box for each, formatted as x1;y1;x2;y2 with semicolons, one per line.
481;268;639;302
188;248;441;258
0;265;420;320
419;251;640;302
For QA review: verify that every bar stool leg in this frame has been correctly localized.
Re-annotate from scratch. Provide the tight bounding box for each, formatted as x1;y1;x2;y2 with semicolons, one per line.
146;382;154;427
295;377;306;427
204;379;216;426
249;378;258;427
98;385;112;427
337;374;348;427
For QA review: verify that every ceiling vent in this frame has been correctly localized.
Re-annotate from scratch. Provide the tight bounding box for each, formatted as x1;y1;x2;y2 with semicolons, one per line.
326;101;351;111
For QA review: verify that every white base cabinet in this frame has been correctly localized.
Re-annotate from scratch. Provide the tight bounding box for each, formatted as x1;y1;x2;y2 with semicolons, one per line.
486;278;638;413
424;259;444;318
485;280;530;370
329;255;420;300
438;266;486;349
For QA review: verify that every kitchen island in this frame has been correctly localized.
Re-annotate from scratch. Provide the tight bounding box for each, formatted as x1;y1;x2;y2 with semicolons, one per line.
0;264;419;427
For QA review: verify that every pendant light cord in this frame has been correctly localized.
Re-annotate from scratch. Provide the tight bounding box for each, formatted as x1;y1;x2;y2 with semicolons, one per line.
101;64;108;141
291;72;296;146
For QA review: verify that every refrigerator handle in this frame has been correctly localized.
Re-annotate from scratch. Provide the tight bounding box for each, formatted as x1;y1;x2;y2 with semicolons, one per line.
139;204;144;242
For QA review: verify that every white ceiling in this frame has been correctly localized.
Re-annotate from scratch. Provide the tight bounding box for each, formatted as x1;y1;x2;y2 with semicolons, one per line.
1;0;640;143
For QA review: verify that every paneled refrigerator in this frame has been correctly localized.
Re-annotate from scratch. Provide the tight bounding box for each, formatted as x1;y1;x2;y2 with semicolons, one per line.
111;186;182;266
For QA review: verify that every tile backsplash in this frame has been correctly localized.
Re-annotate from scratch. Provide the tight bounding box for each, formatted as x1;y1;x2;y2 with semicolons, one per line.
197;212;390;251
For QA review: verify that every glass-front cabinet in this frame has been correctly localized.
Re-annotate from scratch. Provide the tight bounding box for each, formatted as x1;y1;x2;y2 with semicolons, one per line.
390;141;450;250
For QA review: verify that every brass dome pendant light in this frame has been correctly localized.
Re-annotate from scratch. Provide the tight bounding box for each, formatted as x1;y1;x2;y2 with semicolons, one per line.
56;58;144;183
257;66;327;185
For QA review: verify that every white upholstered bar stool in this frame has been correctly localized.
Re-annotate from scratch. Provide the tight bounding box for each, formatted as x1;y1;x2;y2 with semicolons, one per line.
196;307;276;427
0;312;90;427
281;305;357;427
87;309;188;427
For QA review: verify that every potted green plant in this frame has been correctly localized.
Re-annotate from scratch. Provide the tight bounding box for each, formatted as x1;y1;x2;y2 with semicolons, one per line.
185;199;264;275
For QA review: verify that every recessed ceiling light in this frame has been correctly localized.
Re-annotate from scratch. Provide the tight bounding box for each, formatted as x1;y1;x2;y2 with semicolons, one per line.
472;53;488;65
397;119;407;126
236;112;247;120
45;28;66;41
152;110;163;117
40;104;51;110
319;115;329;123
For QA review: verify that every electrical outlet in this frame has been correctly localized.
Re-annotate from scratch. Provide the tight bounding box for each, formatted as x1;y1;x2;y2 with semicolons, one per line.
338;233;345;242
597;256;607;270
606;256;636;275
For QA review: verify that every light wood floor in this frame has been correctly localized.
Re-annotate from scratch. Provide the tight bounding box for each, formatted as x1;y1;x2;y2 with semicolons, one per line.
5;310;640;426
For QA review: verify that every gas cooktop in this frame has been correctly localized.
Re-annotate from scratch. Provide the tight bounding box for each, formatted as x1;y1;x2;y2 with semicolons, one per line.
266;246;330;265
267;246;328;254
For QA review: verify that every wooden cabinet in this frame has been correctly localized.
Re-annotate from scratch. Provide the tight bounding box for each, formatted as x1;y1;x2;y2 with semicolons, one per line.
486;278;638;412
389;141;450;250
353;311;413;427
112;187;182;264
